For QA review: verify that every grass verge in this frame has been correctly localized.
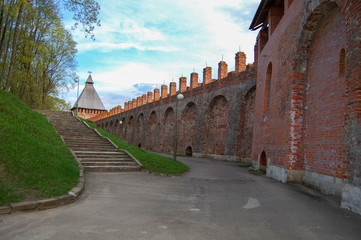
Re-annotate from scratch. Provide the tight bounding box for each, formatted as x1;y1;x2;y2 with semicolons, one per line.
248;169;266;176
80;118;189;175
0;90;79;206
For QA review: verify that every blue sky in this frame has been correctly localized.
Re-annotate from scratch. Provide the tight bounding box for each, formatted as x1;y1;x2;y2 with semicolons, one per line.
64;0;261;110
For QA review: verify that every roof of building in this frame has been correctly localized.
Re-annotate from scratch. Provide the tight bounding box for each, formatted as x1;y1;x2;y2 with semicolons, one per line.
72;75;106;110
249;0;284;30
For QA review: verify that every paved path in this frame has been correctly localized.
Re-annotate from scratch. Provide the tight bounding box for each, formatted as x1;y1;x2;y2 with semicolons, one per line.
1;155;361;240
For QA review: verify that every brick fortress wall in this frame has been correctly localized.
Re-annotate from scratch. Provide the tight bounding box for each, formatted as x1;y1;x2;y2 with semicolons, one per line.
251;0;361;214
72;108;106;120
90;0;361;215
93;51;256;161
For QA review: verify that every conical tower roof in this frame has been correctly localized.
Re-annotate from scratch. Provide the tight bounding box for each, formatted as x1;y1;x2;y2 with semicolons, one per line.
72;75;106;110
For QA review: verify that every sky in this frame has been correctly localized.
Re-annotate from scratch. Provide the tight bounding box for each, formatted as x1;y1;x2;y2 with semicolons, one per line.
64;0;261;110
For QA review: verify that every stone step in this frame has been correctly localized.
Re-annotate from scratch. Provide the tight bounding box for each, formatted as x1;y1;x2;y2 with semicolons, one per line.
38;110;141;173
76;156;128;160
71;148;118;152
74;151;124;154
81;161;137;166
77;158;133;162
65;140;111;144
66;143;114;148
64;137;105;140
84;165;141;172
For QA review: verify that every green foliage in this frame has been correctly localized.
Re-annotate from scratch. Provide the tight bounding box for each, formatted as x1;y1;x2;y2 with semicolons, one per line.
0;90;79;206
64;0;101;40
0;0;100;110
82;118;189;175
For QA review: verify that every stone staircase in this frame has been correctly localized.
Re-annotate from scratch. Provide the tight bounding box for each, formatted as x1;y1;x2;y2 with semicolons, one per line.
38;110;141;172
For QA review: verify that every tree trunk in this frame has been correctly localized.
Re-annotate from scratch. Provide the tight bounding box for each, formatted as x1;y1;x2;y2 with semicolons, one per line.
0;37;11;87
5;2;24;91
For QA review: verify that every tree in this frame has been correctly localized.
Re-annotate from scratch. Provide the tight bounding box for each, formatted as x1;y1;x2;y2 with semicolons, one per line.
0;0;100;110
63;0;101;40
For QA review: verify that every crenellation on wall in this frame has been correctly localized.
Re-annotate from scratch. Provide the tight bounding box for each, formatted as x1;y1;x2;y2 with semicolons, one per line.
179;77;187;92
154;88;160;101
169;82;176;96
147;91;153;103
136;97;141;107
235;51;247;73
268;7;284;37
203;67;212;84
190;72;199;89
161;85;168;99
218;61;228;80
142;94;147;105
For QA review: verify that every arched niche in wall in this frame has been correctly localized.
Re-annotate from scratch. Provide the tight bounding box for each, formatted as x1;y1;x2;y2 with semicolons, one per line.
161;107;175;153
179;102;198;155
202;95;229;155
146;111;158;151
135;113;144;149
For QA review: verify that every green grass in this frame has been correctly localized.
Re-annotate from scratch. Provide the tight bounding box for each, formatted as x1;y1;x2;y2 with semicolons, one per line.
81;118;189;175
248;169;266;176
0;90;79;206
239;164;252;168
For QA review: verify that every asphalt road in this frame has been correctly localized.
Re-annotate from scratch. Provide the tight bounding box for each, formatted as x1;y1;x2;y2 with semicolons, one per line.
1;155;361;240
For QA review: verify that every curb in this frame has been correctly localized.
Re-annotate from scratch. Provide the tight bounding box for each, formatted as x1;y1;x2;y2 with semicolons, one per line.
0;173;84;215
0;111;86;216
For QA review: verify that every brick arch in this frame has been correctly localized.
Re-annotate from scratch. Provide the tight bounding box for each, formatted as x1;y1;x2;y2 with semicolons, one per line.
202;95;229;155
115;119;119;135
260;151;267;170
160;107;175;153
237;86;256;160
126;115;134;144
146;111;158;150
288;0;348;171
264;62;272;112
293;0;338;73
303;7;347;179
135;113;145;148
120;117;126;139
179;101;198;155
109;120;113;133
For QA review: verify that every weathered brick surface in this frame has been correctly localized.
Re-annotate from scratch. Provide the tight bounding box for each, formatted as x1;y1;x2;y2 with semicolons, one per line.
251;0;360;195
303;9;347;178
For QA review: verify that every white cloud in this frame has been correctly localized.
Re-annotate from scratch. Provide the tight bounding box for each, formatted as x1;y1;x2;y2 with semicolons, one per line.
119;19;166;41
64;0;261;110
77;42;179;52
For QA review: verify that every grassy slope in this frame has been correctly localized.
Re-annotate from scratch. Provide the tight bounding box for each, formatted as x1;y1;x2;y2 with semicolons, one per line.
0;90;79;206
82;119;189;175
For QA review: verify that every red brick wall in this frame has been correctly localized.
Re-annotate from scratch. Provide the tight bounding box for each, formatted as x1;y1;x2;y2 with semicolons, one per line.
303;9;347;178
251;0;361;185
